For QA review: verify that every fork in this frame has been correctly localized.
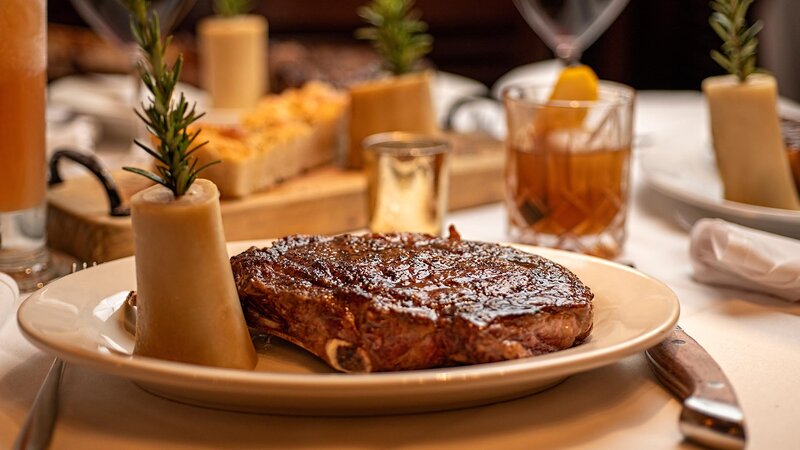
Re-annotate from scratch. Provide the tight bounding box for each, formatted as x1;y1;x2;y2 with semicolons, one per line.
13;262;94;450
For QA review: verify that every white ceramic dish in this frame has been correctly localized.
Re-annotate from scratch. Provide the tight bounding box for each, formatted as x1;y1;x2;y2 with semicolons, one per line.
0;273;19;327
49;72;487;136
492;59;564;98
640;143;800;238
49;74;207;138
18;241;678;416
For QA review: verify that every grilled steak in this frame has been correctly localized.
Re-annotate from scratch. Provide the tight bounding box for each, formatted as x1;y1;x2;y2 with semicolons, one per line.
231;231;593;372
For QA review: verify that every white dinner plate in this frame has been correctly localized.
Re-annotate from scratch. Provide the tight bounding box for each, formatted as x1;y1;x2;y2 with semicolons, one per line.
640;142;800;238
18;241;678;416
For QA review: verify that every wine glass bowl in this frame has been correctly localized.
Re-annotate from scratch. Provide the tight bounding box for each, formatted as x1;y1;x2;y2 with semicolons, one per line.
513;0;630;64
68;0;197;140
70;0;197;48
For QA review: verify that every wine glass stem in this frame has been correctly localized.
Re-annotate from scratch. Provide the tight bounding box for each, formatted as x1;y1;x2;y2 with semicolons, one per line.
556;42;581;66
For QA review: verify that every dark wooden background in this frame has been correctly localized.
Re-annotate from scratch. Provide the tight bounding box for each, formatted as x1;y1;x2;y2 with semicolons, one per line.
49;0;727;90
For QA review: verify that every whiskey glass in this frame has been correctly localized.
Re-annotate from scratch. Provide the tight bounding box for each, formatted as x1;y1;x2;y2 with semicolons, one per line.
503;82;634;258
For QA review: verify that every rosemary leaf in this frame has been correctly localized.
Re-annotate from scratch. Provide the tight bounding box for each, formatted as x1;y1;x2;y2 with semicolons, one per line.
123;0;216;197
709;0;762;82
355;0;432;75
214;0;251;17
123;166;167;186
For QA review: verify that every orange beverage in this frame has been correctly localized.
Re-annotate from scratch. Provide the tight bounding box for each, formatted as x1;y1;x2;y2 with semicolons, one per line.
0;0;47;212
503;83;634;258
507;142;631;257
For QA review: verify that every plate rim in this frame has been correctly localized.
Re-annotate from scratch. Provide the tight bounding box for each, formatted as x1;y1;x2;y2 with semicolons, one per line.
17;241;680;390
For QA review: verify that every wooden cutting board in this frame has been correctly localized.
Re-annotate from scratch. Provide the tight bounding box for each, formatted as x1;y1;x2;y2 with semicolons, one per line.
47;132;505;263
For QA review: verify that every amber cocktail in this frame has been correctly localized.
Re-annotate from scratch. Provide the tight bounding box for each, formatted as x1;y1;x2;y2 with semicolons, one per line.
503;83;634;258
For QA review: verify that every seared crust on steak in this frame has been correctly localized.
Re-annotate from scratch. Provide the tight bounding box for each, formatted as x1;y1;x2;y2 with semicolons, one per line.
231;232;593;372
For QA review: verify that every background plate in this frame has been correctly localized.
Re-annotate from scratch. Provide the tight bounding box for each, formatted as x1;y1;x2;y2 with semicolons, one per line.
640;142;800;238
18;241;679;416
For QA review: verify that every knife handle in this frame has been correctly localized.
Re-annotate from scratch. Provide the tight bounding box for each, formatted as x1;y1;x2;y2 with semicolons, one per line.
646;326;747;449
646;326;738;404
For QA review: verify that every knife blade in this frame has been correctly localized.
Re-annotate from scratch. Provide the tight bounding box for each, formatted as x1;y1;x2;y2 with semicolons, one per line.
645;326;746;450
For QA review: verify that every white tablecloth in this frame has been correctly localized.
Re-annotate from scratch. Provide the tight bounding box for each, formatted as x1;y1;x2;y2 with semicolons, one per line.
2;92;799;449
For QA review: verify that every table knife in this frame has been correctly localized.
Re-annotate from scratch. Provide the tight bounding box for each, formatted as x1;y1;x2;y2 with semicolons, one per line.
645;326;746;450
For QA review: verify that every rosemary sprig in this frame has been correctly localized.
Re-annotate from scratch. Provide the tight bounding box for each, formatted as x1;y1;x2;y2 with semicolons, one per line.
709;0;763;82
214;0;252;17
123;0;216;197
355;0;432;75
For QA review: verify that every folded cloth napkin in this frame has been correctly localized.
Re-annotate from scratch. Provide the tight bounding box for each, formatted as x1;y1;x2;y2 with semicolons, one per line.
690;219;800;301
0;273;20;326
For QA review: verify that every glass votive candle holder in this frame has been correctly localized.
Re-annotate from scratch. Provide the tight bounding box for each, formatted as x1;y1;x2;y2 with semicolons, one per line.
363;132;450;235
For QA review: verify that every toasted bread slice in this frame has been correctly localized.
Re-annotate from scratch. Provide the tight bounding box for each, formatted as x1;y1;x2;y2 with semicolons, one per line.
193;82;348;198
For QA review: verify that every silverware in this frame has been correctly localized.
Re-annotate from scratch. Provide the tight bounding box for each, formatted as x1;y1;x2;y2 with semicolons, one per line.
13;359;65;450
646;326;747;450
14;262;94;450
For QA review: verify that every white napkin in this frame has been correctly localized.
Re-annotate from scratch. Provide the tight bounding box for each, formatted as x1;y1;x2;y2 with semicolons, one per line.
690;219;800;301
0;273;19;326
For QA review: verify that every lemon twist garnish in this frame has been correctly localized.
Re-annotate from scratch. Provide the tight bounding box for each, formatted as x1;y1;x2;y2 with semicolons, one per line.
538;65;599;130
